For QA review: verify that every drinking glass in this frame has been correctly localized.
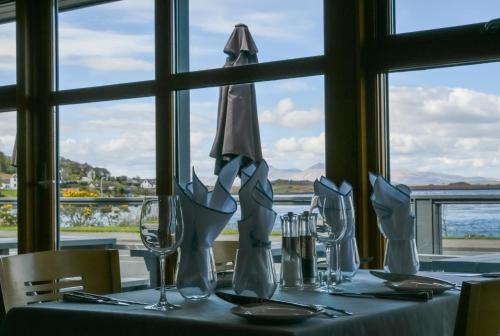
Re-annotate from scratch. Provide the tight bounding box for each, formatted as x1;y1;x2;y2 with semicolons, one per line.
140;195;184;311
310;195;347;293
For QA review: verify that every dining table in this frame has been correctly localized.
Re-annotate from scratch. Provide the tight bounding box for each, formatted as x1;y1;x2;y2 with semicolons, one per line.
0;270;480;336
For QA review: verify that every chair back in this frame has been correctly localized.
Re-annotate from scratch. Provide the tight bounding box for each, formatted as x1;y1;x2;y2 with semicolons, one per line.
454;279;500;336
213;240;239;272
0;249;121;314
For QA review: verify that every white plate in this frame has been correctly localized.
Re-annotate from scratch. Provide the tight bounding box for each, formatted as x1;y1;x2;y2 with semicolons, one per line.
231;303;321;324
385;279;455;294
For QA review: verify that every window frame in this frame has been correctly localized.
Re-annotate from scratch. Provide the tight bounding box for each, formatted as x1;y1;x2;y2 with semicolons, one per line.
4;0;500;264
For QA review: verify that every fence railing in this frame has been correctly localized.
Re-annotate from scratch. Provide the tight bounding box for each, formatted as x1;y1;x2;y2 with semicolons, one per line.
412;192;500;254
2;192;499;255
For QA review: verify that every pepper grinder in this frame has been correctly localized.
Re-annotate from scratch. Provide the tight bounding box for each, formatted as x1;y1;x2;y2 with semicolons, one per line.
280;212;303;289
299;211;318;287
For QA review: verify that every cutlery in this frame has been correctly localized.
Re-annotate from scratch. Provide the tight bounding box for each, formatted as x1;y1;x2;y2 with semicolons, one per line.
71;291;150;305
445;272;500;278
330;291;431;302
63;292;129;306
215;291;353;316
370;270;458;288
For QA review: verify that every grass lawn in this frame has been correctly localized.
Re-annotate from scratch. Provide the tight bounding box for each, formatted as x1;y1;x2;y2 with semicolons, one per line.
0;190;17;197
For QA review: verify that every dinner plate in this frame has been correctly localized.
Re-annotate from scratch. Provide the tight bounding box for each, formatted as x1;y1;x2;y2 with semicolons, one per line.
231;303;321;324
385;279;455;294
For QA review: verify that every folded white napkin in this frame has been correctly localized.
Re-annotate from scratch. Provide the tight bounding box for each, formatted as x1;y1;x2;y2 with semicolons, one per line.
233;160;277;298
369;173;419;274
175;157;241;295
314;177;359;275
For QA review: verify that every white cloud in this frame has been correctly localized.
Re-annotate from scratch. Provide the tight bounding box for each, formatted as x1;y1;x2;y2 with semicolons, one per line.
0;23;16;73
191;130;214;148
275;132;325;154
260;98;323;128
189;0;313;40
58;23;154;72
60;130;156;178
390;86;500;178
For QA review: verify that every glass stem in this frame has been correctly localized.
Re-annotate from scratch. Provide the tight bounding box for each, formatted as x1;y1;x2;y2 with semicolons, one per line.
335;242;342;285
158;253;168;306
325;244;333;292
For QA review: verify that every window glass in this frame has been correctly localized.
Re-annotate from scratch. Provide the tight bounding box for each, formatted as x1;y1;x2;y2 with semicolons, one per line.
396;0;500;33
58;97;155;287
389;63;500;258
187;0;323;72
0;22;16;85
185;75;324;234
0;111;17;255
58;0;154;89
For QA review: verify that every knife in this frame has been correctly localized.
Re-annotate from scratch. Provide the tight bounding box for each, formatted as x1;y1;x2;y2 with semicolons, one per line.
215;291;352;315
370;270;458;287
72;291;150;305
63;292;129;306
444;272;500;278
330;291;432;302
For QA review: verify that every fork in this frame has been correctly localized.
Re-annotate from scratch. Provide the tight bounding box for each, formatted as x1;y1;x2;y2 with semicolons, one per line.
310;304;353;316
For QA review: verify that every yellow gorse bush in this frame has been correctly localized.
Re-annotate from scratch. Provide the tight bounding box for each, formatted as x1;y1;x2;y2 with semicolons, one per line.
1;204;13;211
62;190;98;198
82;207;93;218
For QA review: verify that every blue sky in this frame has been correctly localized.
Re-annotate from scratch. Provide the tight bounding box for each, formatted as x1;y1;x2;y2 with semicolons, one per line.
2;0;500;181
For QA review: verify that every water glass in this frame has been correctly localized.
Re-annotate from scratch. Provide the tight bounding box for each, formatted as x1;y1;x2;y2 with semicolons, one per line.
310;195;347;293
176;247;217;300
233;248;277;299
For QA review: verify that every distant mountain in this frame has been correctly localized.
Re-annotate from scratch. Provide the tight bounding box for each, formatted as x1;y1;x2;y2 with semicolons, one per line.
268;163;324;182
391;169;500;186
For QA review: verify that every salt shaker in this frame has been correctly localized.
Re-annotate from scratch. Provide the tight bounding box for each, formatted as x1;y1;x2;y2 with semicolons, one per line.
280;212;303;289
299;211;318;287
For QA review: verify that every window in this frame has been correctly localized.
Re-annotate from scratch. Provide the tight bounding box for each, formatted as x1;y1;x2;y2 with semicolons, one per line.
187;0;323;72
0;111;17;256
58;98;155;285
389;63;500;255
0;21;15;85
58;0;154;89
395;0;500;34
186;76;324;232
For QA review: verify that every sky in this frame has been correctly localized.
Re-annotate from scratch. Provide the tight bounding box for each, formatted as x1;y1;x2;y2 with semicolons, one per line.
1;0;500;181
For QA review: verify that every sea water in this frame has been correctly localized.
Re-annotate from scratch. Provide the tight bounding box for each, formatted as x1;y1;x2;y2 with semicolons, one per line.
225;190;500;238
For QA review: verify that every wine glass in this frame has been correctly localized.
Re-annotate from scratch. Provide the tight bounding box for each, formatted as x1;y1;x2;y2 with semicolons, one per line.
140;195;184;311
310;195;347;293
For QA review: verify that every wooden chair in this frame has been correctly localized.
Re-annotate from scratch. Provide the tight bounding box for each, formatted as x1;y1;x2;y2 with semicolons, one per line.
213;240;239;272
0;249;121;315
454;279;500;336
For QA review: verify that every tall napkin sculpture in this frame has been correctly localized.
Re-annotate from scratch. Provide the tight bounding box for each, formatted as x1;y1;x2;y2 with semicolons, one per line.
175;157;241;299
232;160;277;298
314;177;360;280
369;173;419;274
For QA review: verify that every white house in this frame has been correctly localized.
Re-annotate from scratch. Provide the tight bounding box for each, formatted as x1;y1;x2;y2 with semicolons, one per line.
1;174;17;190
140;179;156;189
80;169;96;182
